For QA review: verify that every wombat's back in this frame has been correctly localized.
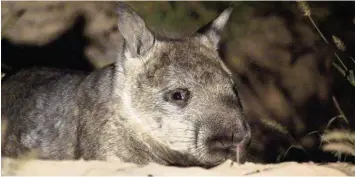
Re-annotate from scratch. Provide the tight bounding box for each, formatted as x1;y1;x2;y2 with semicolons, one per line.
2;67;88;116
1;67;88;159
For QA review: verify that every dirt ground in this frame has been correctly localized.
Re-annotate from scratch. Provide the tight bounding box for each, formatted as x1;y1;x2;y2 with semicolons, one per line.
1;157;354;176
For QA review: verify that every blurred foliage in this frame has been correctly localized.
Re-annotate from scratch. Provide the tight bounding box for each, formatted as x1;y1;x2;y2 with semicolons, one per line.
125;1;256;38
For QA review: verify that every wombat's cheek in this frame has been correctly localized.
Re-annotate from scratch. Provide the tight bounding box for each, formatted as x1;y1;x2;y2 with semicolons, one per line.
160;126;197;152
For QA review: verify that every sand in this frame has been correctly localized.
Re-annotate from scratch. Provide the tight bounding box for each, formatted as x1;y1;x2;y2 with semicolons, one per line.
2;157;354;176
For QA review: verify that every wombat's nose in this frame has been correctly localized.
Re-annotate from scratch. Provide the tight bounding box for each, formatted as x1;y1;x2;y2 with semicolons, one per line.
207;131;250;153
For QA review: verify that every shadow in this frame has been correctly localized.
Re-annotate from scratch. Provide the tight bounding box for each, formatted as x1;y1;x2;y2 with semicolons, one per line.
223;1;355;164
1;15;95;78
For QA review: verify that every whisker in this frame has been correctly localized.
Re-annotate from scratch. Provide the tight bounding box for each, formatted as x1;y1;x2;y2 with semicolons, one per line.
236;144;240;165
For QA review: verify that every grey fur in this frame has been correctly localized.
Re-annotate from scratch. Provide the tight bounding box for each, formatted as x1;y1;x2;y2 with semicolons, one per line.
1;2;251;167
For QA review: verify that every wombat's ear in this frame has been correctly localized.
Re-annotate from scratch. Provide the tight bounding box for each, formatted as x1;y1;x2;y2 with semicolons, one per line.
197;6;234;49
116;2;155;58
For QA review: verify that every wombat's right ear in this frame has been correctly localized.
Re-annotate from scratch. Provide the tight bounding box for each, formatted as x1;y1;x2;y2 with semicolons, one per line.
197;6;233;50
116;2;155;58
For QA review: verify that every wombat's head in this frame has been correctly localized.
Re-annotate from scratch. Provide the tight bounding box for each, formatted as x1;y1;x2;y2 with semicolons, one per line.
116;3;251;167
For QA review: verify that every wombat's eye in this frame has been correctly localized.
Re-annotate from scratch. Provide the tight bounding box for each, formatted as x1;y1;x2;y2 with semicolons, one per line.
172;92;184;100
164;88;190;107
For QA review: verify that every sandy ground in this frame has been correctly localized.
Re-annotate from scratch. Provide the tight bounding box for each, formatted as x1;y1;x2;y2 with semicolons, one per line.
1;157;354;176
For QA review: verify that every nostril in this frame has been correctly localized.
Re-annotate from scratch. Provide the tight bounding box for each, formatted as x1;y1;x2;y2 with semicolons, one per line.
207;135;243;152
232;132;245;144
207;125;251;153
208;137;234;151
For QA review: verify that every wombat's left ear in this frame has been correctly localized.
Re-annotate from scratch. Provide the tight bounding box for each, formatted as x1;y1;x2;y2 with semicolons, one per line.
197;6;234;49
116;2;155;58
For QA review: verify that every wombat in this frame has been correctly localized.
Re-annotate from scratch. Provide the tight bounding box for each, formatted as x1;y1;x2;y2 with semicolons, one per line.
1;2;251;167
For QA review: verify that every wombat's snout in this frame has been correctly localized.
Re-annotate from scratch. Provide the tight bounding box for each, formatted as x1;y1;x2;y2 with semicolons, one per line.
207;129;250;153
205;120;251;162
